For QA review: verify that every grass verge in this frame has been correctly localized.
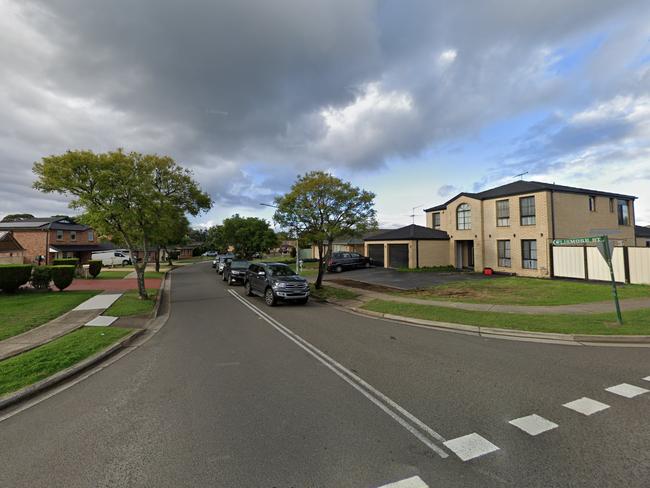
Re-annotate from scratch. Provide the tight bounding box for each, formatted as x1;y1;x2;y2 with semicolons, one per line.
362;299;650;335
396;276;650;306
310;285;359;301
104;288;158;317
0;290;100;341
0;327;131;397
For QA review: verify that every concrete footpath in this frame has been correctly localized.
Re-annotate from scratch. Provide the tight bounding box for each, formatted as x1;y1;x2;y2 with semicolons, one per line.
322;280;650;315
0;292;123;361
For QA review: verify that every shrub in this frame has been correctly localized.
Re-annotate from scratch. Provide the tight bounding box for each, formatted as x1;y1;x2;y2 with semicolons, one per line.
51;265;75;291
88;260;102;278
52;258;79;266
0;264;33;293
31;266;52;290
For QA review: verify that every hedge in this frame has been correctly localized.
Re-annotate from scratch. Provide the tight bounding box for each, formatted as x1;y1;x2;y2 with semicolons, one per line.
88;260;102;278
51;266;75;291
0;264;33;293
52;258;79;266
31;266;52;290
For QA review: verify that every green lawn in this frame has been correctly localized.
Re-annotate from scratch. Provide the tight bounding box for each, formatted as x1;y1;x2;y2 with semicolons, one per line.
362;299;650;335
0;291;100;341
310;285;359;301
104;289;158;317
0;327;131;396
396;276;650;306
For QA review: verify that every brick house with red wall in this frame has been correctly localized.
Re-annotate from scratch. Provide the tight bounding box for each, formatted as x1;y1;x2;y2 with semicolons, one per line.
0;217;102;264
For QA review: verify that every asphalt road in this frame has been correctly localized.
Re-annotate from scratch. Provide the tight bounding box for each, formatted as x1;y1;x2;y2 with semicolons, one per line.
0;262;648;487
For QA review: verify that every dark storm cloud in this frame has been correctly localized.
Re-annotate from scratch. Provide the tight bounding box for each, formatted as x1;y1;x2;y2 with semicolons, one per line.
1;0;649;220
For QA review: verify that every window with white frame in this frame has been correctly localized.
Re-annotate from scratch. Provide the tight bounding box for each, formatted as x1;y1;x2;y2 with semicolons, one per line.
456;203;471;230
520;196;536;226
56;230;64;240
70;231;76;241
522;239;537;269
496;200;510;227
87;230;94;241
497;240;511;267
588;196;596;212
617;199;629;225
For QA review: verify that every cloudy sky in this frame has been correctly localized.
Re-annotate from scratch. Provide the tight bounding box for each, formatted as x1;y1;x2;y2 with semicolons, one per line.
2;0;650;227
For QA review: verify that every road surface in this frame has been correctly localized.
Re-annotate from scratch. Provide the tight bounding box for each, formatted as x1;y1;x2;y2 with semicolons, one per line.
0;262;648;487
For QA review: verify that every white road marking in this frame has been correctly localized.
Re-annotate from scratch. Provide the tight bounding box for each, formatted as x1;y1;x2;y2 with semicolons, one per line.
643;376;650;382
84;315;118;327
605;383;649;398
228;290;449;458
73;293;122;311
509;414;558;436
376;475;429;488
443;433;499;461
562;397;610;416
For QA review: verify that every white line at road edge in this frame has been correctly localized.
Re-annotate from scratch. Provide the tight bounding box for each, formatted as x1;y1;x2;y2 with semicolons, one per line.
376;475;429;488
227;290;449;458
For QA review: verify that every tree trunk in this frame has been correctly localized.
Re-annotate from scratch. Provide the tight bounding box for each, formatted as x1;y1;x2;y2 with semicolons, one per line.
315;241;325;288
133;239;149;300
155;246;161;273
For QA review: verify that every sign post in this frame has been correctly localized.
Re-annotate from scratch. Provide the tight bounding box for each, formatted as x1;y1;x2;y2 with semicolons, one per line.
552;235;623;325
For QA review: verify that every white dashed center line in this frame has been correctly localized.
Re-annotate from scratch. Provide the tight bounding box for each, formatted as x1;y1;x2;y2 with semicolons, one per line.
509;414;558;436
443;433;500;461
375;475;429;488
605;383;649;398
562;397;610;416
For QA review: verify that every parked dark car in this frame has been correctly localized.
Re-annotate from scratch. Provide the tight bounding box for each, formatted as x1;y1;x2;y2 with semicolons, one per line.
327;252;372;273
244;262;309;306
223;259;250;285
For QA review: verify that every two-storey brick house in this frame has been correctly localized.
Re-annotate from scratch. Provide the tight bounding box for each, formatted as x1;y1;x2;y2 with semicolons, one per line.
0;216;102;264
424;180;636;277
364;181;637;276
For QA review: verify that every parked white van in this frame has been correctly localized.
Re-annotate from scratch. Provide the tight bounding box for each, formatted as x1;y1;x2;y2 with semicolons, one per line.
91;250;132;267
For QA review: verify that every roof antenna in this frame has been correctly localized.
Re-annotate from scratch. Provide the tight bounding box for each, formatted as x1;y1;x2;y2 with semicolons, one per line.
513;171;528;181
409;204;425;225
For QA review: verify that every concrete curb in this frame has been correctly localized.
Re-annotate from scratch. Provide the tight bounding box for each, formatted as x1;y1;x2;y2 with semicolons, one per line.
0;328;143;411
0;271;173;412
345;306;650;347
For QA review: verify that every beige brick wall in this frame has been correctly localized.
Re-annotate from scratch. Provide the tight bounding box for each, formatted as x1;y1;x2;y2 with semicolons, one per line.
11;230;48;264
637;237;650;247
481;191;552;277
552;192;635;245
440;196;484;269
417;240;450;267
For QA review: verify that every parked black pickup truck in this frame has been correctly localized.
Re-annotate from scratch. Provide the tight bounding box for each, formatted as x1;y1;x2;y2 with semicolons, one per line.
223;259;250;285
327;252;372;273
244;262;309;306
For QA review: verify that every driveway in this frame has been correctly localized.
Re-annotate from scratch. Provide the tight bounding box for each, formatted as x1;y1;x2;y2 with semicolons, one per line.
324;267;492;290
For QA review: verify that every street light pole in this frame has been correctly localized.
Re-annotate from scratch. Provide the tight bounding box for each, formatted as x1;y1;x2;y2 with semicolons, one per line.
260;202;300;275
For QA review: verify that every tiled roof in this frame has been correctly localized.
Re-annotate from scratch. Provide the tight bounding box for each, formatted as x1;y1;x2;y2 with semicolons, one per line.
636;225;650;238
425;180;637;212
0;216;90;231
364;224;449;241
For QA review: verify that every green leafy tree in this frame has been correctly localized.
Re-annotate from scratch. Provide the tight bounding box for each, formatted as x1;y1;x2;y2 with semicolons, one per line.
1;213;35;222
150;210;190;271
273;171;377;288
221;214;278;258
33;149;212;299
206;225;228;253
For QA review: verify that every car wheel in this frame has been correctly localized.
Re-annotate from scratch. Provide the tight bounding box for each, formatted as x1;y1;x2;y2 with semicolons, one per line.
122;260;129;266
222;273;227;281
365;261;371;268
264;288;277;306
335;265;343;273
244;281;254;296
228;277;234;286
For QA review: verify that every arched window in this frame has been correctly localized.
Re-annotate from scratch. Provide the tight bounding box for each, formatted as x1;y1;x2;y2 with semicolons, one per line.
456;203;471;230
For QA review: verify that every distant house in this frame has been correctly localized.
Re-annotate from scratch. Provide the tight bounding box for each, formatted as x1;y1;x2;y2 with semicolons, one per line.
0;231;25;264
311;230;390;259
0;216;102;264
636;225;650;247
